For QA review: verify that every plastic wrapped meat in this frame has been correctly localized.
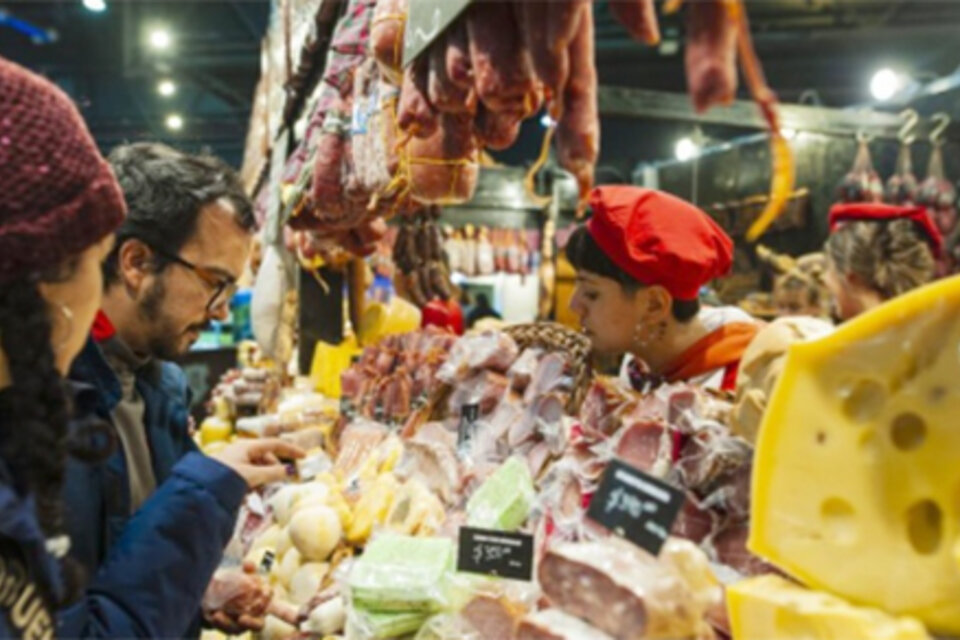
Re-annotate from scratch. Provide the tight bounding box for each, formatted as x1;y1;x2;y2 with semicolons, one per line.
538;537;717;640
447;370;510;417
517;609;614;640
437;331;520;383
461;594;525;640
612;420;673;478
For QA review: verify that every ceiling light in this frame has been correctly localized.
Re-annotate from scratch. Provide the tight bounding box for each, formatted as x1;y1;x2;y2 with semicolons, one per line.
165;114;183;131
540;114;556;128
157;79;176;97
82;0;107;12
782;128;798;140
675;137;700;162
148;28;172;50
870;68;902;102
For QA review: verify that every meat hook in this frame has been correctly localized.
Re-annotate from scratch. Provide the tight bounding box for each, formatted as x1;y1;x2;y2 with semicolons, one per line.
897;109;919;145
929;112;950;146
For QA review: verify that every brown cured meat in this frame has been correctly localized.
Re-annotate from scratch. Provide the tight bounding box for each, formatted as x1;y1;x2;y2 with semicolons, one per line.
685;0;738;113
371;0;406;85
518;1;567;106
407;113;479;205
461;594;524;640
609;0;661;46
445;19;473;90
467;1;537;114
517;610;614;640
398;58;439;138
429;32;477;115
556;2;599;200
546;0;589;56
311;109;349;223
539;539;707;640
475;104;523;151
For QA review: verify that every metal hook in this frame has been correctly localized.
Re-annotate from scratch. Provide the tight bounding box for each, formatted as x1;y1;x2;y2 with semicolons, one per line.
929;112;950;145
898;109;919;145
856;129;873;144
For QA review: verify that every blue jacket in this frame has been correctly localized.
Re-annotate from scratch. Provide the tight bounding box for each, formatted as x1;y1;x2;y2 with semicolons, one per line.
0;449;247;638
62;337;218;637
65;337;200;575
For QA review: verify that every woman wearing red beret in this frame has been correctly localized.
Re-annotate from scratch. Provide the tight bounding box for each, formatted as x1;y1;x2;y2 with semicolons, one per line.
566;186;761;392
823;202;940;322
0;57;300;638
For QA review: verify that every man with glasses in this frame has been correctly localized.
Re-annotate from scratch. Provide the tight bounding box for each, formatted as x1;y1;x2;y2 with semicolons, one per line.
66;143;259;635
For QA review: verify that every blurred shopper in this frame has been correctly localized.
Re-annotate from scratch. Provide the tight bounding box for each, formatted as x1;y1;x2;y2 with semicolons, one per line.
823;202;939;322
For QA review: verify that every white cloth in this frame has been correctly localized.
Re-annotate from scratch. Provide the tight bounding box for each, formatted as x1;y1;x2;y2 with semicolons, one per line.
619;306;759;391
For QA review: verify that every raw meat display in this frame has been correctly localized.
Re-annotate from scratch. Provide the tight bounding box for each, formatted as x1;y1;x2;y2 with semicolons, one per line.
202;322;775;639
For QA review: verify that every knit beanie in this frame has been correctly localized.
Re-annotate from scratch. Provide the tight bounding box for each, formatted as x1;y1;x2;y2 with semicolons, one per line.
0;57;125;281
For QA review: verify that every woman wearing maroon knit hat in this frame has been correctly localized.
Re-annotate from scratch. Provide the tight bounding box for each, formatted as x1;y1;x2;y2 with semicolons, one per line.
0;58;302;638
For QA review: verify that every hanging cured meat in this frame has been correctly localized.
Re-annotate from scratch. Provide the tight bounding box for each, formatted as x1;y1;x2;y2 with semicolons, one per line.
885;144;919;206
837;137;884;203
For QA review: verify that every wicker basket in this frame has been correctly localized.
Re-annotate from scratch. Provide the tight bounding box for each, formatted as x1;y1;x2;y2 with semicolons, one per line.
503;322;593;414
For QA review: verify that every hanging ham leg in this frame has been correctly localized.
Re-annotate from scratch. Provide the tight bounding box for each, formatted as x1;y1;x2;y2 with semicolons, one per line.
445;19;474;91
556;1;599;201
429;31;477;115
475;104;523;151
467;1;537;115
609;0;661;46
685;0;738;113
398;57;439;138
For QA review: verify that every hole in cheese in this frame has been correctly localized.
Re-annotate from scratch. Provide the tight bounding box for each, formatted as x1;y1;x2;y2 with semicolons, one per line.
906;499;942;555
820;498;857;545
890;413;926;451
840;379;886;423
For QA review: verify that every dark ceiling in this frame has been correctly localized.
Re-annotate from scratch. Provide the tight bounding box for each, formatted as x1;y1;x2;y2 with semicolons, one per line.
3;1;960;171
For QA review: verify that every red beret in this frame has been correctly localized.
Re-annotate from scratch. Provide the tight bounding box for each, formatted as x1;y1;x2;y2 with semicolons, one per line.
828;202;943;258
0;58;125;282
586;186;733;300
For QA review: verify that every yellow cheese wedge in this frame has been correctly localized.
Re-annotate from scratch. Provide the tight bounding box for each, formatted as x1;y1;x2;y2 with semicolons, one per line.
750;274;960;633
347;473;400;544
728;575;930;639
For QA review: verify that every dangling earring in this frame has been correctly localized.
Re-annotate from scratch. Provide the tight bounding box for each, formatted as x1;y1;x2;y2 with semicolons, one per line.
633;322;652;349
656;321;667;342
54;304;74;351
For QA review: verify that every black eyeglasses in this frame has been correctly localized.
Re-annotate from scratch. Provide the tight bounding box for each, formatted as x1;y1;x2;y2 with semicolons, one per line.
150;247;238;312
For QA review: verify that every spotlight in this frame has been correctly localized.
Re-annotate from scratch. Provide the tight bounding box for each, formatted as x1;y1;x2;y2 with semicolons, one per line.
165;114;183;131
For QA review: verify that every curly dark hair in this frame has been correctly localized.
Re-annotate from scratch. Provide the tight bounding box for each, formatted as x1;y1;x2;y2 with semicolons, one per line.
0;268;113;604
103;142;256;286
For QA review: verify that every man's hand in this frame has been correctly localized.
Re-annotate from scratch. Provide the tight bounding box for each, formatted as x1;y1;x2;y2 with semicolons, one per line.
203;563;272;634
212;438;305;488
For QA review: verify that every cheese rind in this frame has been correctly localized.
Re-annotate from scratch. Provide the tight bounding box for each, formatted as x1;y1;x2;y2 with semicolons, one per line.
749;274;960;633
728;575;931;640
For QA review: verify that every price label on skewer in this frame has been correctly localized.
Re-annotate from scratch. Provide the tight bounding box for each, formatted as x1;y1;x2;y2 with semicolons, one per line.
457;527;534;581
586;459;685;556
457;403;481;454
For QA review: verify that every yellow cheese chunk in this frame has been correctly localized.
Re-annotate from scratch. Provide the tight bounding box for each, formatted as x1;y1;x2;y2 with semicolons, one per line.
750;274;960;633
728;575;930;639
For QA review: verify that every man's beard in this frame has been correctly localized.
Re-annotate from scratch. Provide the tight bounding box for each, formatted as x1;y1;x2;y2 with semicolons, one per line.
138;278;208;360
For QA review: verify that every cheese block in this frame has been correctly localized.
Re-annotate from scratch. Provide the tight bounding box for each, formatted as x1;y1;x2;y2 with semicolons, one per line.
466;456;535;531
348;534;454;612
750;274;960;633
728;575;930;639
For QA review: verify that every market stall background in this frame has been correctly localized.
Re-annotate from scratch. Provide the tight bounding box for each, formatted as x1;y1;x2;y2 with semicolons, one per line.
6;0;960;172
